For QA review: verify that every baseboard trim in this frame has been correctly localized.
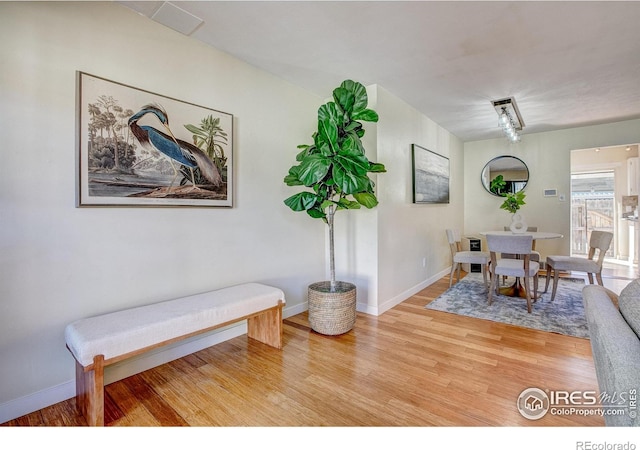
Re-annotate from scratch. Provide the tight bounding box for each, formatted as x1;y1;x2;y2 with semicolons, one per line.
376;267;450;315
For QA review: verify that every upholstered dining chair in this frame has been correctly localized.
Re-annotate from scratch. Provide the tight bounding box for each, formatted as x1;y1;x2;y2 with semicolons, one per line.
486;233;540;313
446;229;490;289
501;226;541;285
544;230;613;302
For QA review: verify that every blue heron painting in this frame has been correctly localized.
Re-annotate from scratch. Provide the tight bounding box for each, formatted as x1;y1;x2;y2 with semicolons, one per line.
128;104;222;193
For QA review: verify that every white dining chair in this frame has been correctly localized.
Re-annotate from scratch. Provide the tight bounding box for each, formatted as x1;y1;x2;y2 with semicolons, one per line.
446;229;490;288
486;233;540;313
500;226;541;285
544;230;613;302
501;226;541;260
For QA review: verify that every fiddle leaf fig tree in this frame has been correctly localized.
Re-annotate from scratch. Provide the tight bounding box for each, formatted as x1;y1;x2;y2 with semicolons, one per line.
284;80;386;290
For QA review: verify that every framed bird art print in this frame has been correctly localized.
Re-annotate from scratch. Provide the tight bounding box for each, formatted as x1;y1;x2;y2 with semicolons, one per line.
76;71;233;207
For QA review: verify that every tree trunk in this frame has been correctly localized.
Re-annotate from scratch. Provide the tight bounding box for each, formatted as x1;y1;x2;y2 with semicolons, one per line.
327;205;336;291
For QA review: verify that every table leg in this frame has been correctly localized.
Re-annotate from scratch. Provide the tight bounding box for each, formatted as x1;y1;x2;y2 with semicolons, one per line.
499;277;540;299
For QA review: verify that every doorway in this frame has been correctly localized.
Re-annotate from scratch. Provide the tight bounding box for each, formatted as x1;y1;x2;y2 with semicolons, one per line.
570;144;640;268
570;171;615;257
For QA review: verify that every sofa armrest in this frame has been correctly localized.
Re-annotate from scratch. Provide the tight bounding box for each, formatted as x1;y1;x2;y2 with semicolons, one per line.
603;287;619;308
582;285;640;426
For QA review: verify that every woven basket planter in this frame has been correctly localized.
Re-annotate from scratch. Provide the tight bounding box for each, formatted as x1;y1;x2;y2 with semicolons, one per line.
308;281;356;335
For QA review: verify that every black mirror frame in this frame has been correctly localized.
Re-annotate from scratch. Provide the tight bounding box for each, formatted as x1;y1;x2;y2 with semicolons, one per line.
481;155;529;197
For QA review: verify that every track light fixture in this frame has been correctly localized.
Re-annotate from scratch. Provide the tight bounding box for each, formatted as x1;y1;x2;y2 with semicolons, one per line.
492;97;524;143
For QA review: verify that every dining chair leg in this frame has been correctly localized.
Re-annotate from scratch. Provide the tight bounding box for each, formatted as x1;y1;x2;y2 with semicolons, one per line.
533;275;539;302
449;263;457;287
456;264;462;283
523;275;533;313
550;268;560;302
544;266;552;293
596;272;604;286
488;269;497;305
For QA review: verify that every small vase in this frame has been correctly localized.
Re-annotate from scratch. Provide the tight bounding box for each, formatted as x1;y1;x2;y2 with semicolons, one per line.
510;212;527;233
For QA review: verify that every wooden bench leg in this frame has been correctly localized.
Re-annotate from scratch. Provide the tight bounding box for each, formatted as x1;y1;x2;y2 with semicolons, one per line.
76;355;105;426
247;301;283;349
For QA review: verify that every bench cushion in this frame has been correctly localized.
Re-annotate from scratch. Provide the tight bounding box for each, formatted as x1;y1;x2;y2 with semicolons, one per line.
65;283;285;367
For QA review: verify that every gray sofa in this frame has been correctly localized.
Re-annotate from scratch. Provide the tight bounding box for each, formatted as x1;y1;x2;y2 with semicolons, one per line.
583;279;640;426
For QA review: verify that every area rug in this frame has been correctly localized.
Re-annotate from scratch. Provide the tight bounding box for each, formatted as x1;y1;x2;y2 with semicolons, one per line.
426;273;589;338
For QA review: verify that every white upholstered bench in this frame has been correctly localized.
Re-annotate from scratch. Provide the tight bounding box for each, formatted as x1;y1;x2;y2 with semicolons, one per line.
64;282;285;426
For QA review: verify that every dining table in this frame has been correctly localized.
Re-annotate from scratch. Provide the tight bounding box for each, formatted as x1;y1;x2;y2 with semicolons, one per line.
479;230;564;298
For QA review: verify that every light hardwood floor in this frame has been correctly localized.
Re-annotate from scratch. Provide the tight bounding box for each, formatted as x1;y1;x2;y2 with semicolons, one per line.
591;259;638;294
2;273;613;427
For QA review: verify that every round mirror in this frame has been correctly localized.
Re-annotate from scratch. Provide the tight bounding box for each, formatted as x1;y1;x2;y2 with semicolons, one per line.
481;156;529;196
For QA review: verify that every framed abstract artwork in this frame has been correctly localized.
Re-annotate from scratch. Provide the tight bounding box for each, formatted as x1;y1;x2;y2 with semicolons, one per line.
411;144;450;204
76;71;233;207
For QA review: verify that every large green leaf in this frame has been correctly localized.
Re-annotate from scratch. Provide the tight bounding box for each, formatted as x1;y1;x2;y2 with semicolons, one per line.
332;87;356;115
283;165;302;186
295;146;310;162
317;103;341;154
340;134;357;153
337;198;361;210
368;162;387;173
284;192;317;211
353;192;379;208
352;109;379;122
344;120;362;133
344;131;365;154
333;165;371;194
283;175;303;186
314;132;332;156
335;149;370;176
340;80;368;113
307;207;326;219
297;154;331;186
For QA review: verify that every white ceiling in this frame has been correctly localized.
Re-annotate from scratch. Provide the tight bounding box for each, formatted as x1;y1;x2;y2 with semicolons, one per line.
120;1;640;142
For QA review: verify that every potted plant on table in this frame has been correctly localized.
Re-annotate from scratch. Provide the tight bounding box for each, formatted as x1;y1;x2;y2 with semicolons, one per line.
500;191;527;233
283;80;386;335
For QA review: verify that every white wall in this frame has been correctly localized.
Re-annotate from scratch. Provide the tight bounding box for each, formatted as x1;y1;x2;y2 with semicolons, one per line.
0;2;325;421
371;86;464;314
464;120;640;260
